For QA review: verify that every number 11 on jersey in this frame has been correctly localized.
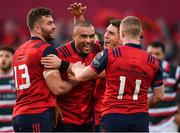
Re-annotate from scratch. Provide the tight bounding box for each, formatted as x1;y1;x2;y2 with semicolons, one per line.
117;76;141;100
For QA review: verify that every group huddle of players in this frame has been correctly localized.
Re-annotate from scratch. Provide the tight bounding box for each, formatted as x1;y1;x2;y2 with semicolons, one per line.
11;3;168;132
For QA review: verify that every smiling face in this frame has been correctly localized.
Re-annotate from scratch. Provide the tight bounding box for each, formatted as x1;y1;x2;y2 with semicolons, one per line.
73;26;95;54
104;24;120;48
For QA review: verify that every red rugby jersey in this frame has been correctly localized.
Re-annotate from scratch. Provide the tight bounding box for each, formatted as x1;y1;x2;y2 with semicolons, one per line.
90;43;163;116
94;78;106;125
56;41;102;125
12;37;57;118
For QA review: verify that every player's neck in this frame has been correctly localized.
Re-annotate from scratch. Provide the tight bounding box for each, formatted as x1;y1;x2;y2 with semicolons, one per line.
0;67;12;75
123;38;140;45
31;33;46;42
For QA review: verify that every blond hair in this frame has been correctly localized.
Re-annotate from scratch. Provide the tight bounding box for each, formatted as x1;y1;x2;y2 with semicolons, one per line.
120;16;142;39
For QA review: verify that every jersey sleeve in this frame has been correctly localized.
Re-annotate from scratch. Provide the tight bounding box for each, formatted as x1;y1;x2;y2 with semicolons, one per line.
42;46;69;71
56;45;71;61
90;48;108;74
42;46;58;57
42;46;58;71
151;63;164;88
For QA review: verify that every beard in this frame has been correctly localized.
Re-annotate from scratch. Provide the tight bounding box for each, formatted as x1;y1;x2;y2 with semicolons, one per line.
41;28;55;42
0;62;11;72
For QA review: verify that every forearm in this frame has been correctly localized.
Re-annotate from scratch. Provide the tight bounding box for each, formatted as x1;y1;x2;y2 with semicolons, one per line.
73;67;86;81
58;80;77;95
175;113;180;126
95;71;105;79
44;69;76;95
148;95;160;108
149;86;164;108
74;15;85;24
74;66;98;82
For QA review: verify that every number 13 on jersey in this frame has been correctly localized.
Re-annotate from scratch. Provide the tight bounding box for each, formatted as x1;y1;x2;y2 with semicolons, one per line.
13;64;31;90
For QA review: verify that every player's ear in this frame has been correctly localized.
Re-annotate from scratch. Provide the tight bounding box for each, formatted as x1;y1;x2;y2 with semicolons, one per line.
34;23;41;34
140;31;144;39
72;33;76;40
120;31;125;38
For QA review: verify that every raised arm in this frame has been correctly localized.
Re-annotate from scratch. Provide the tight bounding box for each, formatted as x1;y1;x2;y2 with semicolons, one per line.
68;3;87;24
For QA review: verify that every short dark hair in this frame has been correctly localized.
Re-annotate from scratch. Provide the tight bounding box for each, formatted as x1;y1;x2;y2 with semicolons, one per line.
0;46;15;54
74;20;93;28
150;41;165;53
95;32;103;41
73;21;94;34
110;19;121;31
27;7;52;30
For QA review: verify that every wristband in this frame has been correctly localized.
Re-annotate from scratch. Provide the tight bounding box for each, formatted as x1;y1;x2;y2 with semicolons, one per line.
59;60;70;71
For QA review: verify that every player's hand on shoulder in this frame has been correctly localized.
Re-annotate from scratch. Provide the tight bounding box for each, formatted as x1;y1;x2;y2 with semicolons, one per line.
41;54;61;69
68;3;87;17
